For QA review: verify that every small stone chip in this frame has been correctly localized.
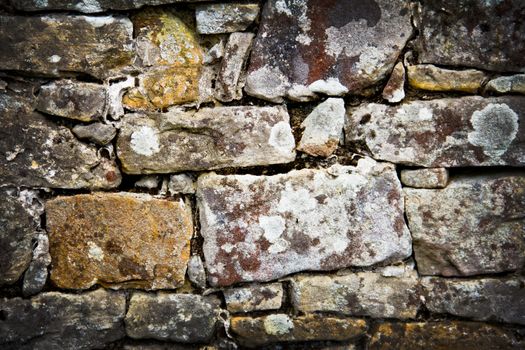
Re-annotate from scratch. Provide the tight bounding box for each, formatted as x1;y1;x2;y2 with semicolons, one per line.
224;283;283;313
382;62;406;103
400;168;449;188
72;123;117;145
407;64;487;93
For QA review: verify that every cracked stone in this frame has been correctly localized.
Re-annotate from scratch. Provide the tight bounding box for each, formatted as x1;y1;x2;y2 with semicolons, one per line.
0;15;133;79
405;174;525;276
0;289;126;350
245;0;412;102
196;3;260;34
117;106;295;174
224;283;283;313
230;314;367;348
125;293;221;343
422;277;525;325
187;255;206;289
72;122;117;145
346;96;525;167
382;62;405;103
198;157;412;287
407;64;487;93
290;267;420;319
46;192;193;290
486;74;525;95
400;168;449;189
415;0;525;72
297;98;345;157
22;233;51;297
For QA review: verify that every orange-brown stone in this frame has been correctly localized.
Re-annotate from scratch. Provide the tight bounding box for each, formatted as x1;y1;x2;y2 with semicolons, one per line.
46;193;193;290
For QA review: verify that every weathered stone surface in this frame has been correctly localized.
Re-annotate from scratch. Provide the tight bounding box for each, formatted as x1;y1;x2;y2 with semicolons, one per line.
346;96;525;167
224;283;283;313
0;289;126;350
117;106;295;174
124;9;204;110
297;98;345;157
11;0;208;13
187;255;206;289
22;233;51;296
215;32;254;102
196;3;260;34
407;64;487;93
422;277;525;325
245;0;412;102
125;293;221;343
36;80;107;122
169;174;196;194
291;268;420;319
72;122;117;145
1;85;122;189
415;0;525;72
368;322;525;350
0;15;133;79
198;157;412;287
231;314;367;347
107;76;134;119
486;74;525;95
405;174;525;276
0;189;39;285
400;168;448;188
382;62;405;103
46;192;193;289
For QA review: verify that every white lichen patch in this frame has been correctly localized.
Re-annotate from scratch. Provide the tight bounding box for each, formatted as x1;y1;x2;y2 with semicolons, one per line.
48;55;61;63
81;15;116;28
468;103;518;157
87;242;104;261
74;0;103;13
263;314;294;335
259;216;286;242
245;66;290;103
130;126;161;156
269;121;295;155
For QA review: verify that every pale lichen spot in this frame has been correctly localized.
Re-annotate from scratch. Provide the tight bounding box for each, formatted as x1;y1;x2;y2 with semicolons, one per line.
87;241;104;261
48;55;61;63
130;126;161;156
269;121;295;155
263;314;294;335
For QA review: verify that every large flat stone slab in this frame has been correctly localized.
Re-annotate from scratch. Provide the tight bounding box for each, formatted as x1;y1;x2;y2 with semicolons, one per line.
198;157;412;287
405;174;525;276
46;193;193;290
415;0;525;72
0;289;125;350
117;106;295;174
0;15;133;79
245;0;412;102
346;96;525;167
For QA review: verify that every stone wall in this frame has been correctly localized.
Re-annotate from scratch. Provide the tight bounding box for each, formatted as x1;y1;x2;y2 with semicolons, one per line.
1;0;524;349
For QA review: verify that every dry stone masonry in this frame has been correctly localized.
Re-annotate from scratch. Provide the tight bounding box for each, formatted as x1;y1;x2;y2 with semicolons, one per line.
0;0;524;349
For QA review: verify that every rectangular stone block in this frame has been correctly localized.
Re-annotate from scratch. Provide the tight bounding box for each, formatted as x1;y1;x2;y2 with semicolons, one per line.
422;277;525;325
0;15;133;79
196;3;260;34
46;193;193;290
405;174;525;276
290;268;420;319
0;289;125;350
224;283;283;313
400;168;449;188
125;293;221;343
346;96;525;167
198;157;412;287
117;106;295;174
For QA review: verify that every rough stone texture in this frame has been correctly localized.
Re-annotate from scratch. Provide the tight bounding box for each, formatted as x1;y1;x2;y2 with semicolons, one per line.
0;289;126;350
368;322;525;350
400;168;449;189
215;32;254;102
415;0;525;72
245;0;413;102
297;98;345;157
196;3;260;34
36;80;107;122
22;233;51;296
407;64;487;93
11;0;208;13
382;62;405;103
198;157;412;287
224;283;284;313
291;268;420;319
125;293;221;343
107;76;135;119
46;192;193;290
169;174;196;194
405;174;525;276
346;96;525;167
117;106;295;174
0;188;39;285
422;277;525;325
187;255;207;289
486;74;525;95
72;123;117;145
230;314;367;347
0;15;133;79
1;81;121;189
